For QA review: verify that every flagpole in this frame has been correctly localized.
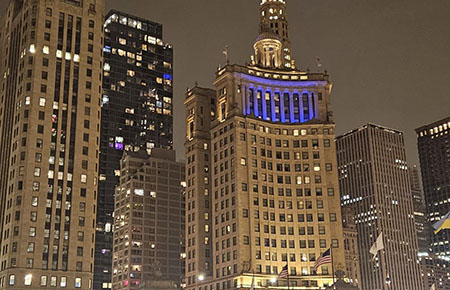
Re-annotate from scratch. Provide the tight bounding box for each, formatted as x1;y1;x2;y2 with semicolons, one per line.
330;245;336;289
287;259;290;290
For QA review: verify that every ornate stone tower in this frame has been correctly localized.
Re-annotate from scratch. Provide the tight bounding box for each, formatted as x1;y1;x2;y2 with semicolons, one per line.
184;1;346;290
257;0;294;69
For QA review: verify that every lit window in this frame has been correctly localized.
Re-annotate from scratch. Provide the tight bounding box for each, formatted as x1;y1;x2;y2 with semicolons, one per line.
43;46;50;54
56;50;62;58
39;98;46;107
29;44;36;54
75;278;82;288
9;275;15;285
50;276;57;287
134;189;144;196
60;277;67;287
31;197;38;206
81;174;87;183
24;274;32;285
40;276;47;286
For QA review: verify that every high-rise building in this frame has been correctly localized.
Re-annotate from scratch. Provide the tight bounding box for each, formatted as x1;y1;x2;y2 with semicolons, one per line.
337;124;422;290
112;149;185;290
0;0;104;289
416;117;450;259
418;254;450;290
408;165;430;254
184;1;346;289
341;207;361;290
97;11;174;289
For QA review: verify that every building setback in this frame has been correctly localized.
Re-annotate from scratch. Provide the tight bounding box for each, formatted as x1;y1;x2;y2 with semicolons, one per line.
97;11;173;290
337;124;422;290
416;117;450;259
184;1;346;289
0;0;104;289
112;149;185;289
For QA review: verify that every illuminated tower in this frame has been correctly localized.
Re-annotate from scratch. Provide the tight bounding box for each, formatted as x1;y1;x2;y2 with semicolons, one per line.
258;0;294;68
0;0;104;289
184;1;346;289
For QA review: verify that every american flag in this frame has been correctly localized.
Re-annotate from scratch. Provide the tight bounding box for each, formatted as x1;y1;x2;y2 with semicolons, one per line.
314;248;332;270
278;264;289;279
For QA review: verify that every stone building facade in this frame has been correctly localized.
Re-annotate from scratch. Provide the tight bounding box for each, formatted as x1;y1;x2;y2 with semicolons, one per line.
184;1;346;289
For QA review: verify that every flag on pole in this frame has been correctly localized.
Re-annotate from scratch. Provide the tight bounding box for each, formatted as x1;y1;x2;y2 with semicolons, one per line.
369;233;384;260
430;284;435;290
432;211;450;234
314;248;332;270
278;264;289;279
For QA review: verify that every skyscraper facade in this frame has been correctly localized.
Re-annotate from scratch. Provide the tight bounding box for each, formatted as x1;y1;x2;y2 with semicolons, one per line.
416;117;450;259
337;124;422;290
185;1;346;289
97;11;173;289
0;0;104;289
112;149;185;290
408;165;430;254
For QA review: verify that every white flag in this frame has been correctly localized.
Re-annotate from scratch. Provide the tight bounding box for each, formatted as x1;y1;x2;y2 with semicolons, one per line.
430;284;435;290
369;233;384;260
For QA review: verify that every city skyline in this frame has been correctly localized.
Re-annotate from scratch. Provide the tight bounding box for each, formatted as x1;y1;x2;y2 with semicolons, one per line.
0;1;449;290
0;0;450;165
1;0;447;164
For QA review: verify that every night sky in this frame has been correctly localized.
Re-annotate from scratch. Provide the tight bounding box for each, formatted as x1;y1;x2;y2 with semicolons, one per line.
1;0;449;166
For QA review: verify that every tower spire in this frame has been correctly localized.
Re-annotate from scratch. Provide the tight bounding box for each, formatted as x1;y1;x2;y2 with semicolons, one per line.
255;0;294;69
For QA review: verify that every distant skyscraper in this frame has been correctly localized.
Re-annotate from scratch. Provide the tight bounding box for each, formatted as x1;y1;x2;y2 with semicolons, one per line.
97;11;173;290
408;165;430;254
112;149;185;289
0;0;104;288
337;124;422;290
184;1;346;289
418;254;450;290
341;207;361;290
416;117;450;259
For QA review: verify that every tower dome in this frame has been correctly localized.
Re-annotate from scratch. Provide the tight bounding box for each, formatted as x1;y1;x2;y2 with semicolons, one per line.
253;30;283;68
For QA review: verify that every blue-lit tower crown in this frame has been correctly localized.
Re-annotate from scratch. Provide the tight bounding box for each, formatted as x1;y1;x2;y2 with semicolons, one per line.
214;0;333;126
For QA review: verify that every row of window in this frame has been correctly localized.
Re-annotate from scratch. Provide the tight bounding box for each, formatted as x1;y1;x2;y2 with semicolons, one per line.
6;274;83;287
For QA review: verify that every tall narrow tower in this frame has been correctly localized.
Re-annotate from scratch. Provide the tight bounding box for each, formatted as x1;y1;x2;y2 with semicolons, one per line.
185;1;346;290
0;0;104;289
258;0;294;68
96;11;174;290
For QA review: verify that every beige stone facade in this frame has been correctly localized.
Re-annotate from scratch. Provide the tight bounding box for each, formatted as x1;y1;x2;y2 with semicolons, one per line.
184;1;345;289
112;149;185;290
0;0;104;288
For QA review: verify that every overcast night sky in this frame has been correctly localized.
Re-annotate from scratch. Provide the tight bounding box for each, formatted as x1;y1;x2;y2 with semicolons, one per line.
1;0;449;165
